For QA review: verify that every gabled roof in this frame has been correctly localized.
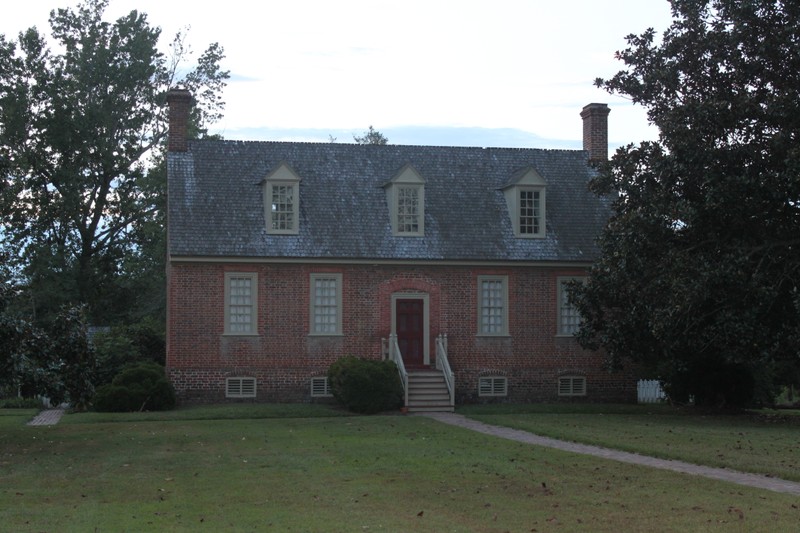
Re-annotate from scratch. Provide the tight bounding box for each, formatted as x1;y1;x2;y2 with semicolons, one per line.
167;140;611;262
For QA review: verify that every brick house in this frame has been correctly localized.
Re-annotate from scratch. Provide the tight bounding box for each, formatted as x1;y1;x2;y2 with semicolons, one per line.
165;89;636;410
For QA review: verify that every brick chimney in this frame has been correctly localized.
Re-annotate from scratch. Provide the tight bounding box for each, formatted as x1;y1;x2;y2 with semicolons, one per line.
581;103;610;163
166;88;193;152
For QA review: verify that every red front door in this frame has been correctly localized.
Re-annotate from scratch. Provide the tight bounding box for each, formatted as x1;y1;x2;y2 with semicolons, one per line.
396;298;424;367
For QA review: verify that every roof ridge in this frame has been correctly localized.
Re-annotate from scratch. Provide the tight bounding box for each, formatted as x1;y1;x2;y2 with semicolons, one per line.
187;138;587;154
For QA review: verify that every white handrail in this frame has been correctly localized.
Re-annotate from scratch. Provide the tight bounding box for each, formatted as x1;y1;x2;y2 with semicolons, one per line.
435;333;455;407
387;334;408;407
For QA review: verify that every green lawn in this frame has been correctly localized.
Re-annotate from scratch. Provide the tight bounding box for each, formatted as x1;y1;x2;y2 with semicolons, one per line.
0;405;798;532
459;403;800;481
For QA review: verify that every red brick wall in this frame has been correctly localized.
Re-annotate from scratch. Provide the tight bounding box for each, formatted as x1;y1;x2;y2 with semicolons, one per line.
167;261;638;404
581;103;610;163
166;89;192;153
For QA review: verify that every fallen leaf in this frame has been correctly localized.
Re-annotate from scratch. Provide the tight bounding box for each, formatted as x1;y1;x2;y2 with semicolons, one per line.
728;507;744;520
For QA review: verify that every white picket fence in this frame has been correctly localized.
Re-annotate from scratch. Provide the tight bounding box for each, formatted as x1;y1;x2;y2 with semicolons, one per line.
637;379;666;404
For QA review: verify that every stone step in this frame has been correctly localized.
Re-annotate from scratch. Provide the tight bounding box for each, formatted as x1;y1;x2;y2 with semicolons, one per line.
408;389;450;396
410;380;447;388
407;404;455;413
406;369;452;412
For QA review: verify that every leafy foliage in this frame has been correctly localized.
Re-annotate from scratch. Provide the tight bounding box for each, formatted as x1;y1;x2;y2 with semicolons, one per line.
2;284;54;397
327;356;403;414
92;319;165;386
353;125;389;145
0;0;228;325
48;305;96;410
93;362;175;412
0;397;43;408
572;0;800;407
0;288;94;409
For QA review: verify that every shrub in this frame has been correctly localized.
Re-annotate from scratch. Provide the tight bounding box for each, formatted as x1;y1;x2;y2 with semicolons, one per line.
0;397;43;409
93;362;175;412
328;356;403;414
663;360;756;409
92;328;139;386
93;320;166;387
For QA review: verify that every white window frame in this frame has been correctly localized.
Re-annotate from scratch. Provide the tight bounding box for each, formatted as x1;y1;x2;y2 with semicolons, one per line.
502;167;546;238
224;272;258;336
518;187;545;237
558;376;586;397
478;376;508;397
384;164;425;237
226;377;257;398
309;273;343;336
310;377;333;397
395;184;424;235
477;275;509;336
557;276;586;336
263;162;301;235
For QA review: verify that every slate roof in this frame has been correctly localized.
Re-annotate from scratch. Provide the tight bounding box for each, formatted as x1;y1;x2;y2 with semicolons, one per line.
167;140;612;262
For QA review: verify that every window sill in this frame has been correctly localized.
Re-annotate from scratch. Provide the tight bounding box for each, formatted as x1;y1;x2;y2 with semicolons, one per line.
308;333;345;338
222;332;260;337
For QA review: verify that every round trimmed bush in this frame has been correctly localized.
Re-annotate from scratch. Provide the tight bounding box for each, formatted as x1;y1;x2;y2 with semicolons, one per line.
93;362;175;412
328;356;403;414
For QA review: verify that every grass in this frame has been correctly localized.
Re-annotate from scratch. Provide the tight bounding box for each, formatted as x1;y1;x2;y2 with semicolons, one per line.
61;402;351;424
459;403;800;481
0;405;798;532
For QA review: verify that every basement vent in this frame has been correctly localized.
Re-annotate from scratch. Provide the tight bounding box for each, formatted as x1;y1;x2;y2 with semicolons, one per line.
478;376;507;397
310;377;332;397
226;377;257;398
558;376;586;397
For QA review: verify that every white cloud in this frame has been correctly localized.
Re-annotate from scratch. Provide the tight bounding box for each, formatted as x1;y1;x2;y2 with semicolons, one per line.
2;0;673;147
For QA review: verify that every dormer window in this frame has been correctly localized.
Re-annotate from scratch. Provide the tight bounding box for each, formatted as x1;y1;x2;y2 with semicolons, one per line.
384;164;425;236
502;167;546;238
263;162;301;235
519;188;542;235
397;186;421;233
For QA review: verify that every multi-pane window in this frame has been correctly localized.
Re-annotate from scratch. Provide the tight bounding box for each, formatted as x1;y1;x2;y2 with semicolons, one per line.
558;277;585;336
397;186;420;233
384;166;424;236
503;169;546;238
225;273;257;335
519;189;541;235
270;184;295;231
478;276;508;335
310;273;342;335
263;163;301;235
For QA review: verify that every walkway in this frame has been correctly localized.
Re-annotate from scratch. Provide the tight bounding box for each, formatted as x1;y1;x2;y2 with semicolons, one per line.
27;408;65;426
422;412;800;496
24;408;800;495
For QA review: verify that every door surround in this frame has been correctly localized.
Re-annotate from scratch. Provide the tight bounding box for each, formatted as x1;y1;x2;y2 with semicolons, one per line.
390;292;430;366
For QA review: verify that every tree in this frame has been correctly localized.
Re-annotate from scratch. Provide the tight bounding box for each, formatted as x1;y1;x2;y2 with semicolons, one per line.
0;283;92;407
572;0;800;407
353;125;388;145
0;0;228;324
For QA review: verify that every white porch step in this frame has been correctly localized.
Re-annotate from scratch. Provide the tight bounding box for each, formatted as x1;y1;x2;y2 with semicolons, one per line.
406;369;454;413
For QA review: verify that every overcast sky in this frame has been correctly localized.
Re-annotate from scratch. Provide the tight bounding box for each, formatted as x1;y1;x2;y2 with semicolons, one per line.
3;0;675;150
